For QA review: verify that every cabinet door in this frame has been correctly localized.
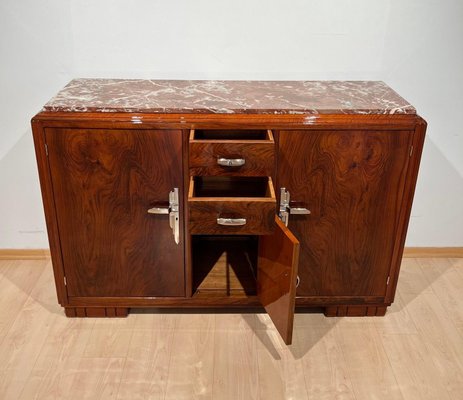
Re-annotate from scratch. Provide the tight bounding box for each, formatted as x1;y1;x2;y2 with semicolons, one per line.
46;128;184;297
258;216;300;345
278;130;411;297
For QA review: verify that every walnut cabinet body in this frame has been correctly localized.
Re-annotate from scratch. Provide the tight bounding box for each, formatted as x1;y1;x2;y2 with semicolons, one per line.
32;83;426;344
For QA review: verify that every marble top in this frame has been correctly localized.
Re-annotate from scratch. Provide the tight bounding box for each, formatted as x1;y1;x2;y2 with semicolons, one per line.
42;79;415;115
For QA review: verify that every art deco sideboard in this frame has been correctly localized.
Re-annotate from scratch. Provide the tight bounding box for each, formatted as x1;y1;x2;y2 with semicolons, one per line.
32;79;426;344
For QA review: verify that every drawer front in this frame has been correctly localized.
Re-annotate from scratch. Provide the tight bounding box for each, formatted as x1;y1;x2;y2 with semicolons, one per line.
188;176;276;235
189;200;276;234
189;130;275;176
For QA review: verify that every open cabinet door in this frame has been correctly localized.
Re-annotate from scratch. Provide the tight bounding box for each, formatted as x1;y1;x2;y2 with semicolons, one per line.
258;216;300;345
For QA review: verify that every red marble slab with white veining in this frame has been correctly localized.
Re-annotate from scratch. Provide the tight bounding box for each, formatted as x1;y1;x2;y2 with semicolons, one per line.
42;79;415;115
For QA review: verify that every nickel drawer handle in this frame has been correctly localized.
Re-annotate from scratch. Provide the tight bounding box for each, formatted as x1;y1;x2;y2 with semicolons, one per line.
217;157;246;167
147;207;169;215
217;217;247;226
289;207;311;215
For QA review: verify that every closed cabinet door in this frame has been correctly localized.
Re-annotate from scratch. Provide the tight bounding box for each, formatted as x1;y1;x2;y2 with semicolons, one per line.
278;130;412;297
46;128;184;297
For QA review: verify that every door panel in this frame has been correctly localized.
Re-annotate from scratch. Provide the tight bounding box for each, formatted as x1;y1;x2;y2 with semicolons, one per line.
258;216;300;345
278;130;411;297
46;128;184;297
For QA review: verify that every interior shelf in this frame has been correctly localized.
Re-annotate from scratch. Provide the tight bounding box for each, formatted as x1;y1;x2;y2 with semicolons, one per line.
192;235;258;296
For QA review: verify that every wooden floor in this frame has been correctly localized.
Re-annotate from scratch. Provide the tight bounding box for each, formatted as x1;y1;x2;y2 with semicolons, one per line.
1;258;463;399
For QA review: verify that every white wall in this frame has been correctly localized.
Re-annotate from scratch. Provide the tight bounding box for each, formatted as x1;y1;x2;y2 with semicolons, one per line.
1;0;462;248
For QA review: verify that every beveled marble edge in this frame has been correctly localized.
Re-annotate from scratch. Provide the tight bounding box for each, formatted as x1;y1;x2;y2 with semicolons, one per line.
42;79;416;115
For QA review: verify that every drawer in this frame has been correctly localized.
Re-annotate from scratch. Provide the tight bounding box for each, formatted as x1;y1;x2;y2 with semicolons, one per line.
189;129;275;176
188;176;276;235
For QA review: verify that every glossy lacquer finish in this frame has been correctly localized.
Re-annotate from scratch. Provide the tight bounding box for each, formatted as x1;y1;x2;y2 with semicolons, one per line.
258;216;300;345
189;129;275;177
45;128;184;297
188;176;276;235
278;130;412;298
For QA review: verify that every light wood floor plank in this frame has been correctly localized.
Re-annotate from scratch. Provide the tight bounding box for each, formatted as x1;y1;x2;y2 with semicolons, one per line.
296;326;355;400
456;325;463;341
130;308;180;331
373;292;418;335
418;258;463;327
256;332;309;400
396;257;432;295
83;321;134;359
0;262;58;399
212;329;258;400
164;325;215;400
381;332;452;400
1;258;463;400
336;320;404;400
116;329;174;400
68;357;125;400
401;291;463;400
450;257;463;274
0;259;13;284
215;312;257;332
176;311;216;331
293;310;338;329
0;260;48;345
453;257;463;332
18;318;95;400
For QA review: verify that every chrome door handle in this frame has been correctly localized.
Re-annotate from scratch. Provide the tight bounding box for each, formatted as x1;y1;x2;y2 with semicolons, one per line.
289;207;311;215
147;188;180;244
169;209;180;245
217;217;247;226
279;188;311;226
217;157;246;167
147;207;169;215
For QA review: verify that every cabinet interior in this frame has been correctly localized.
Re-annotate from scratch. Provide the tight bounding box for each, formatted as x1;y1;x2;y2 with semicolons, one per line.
192;129;270;141
192;235;258;296
191;176;271;198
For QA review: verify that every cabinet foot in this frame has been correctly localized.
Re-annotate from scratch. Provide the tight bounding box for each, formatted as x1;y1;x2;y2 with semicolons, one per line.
64;307;129;318
324;305;387;317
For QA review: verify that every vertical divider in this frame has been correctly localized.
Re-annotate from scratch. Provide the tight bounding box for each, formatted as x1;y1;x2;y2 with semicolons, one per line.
183;128;193;297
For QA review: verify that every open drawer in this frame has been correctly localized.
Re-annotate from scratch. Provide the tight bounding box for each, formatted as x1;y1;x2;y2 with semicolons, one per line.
188;176;276;235
189;129;275;176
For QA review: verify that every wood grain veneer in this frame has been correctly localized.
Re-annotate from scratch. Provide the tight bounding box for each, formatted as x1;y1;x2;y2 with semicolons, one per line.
188;176;276;235
278;129;413;299
189;129;275;176
32;119;68;305
385;117;427;303
258;216;300;345
45;128;185;297
32;112;419;130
